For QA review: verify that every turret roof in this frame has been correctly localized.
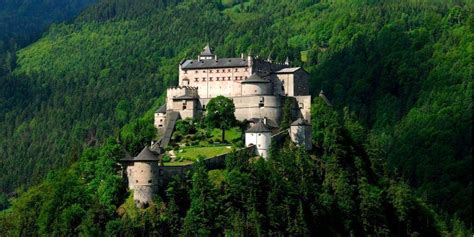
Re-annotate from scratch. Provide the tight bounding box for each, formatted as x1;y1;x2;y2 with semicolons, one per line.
241;73;270;84
200;44;214;56
246;120;271;133
155;104;166;113
123;147;160;162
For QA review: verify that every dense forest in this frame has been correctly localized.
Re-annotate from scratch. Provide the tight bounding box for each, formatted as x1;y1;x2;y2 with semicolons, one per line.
0;0;472;235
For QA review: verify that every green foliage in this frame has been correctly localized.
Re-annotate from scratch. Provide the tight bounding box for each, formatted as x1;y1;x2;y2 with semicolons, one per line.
0;0;472;234
205;96;236;142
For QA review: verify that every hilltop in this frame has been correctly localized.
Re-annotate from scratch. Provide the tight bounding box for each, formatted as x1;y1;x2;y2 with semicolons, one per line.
0;0;472;235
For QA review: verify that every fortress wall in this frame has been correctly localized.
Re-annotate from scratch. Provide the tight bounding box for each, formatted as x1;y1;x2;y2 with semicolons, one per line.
276;73;295;96
242;83;271;96
172;99;199;119
293;95;312;122
154;112;166;129
200;95;282;123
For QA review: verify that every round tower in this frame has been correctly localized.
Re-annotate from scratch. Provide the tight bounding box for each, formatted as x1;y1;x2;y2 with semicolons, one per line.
241;73;271;96
245;120;272;159
290;118;312;150
121;147;160;208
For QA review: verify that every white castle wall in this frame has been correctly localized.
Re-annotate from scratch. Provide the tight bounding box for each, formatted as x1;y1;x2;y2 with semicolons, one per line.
179;66;252;98
245;132;271;158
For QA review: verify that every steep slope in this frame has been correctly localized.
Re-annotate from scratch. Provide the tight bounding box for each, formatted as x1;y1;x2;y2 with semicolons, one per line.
0;0;472;224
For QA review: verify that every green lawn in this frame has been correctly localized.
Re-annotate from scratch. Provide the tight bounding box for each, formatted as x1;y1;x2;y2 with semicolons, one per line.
209;127;241;143
177;146;233;160
163;145;233;166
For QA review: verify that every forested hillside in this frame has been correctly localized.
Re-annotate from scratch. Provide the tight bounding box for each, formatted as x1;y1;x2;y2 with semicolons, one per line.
0;0;472;234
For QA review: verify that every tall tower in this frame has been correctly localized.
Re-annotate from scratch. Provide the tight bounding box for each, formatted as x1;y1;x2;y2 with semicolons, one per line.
121;147;160;208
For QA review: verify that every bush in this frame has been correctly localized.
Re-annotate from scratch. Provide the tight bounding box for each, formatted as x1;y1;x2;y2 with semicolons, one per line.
162;155;171;162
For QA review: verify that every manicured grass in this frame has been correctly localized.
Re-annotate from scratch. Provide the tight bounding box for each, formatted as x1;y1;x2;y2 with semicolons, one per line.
209;127;242;142
177;145;233;160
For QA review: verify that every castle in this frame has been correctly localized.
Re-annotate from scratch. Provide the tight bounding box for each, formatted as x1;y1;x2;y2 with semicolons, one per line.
122;45;313;208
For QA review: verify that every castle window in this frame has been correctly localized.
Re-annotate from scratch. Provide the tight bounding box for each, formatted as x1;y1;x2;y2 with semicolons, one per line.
216;77;219;81
228;69;231;72
228;77;231;81
209;77;213;81
245;76;248;79
259;133;261;136
195;70;198;73
184;70;187;74
202;77;206;81
245;68;248;72
235;68;238;72
148;180;152;184
141;170;143;172
209;70;213;73
136;180;138;183
202;105;206;110
299;103;304;109
203;70;206;73
216;69;220;73
195;78;199;82
183;105;187;110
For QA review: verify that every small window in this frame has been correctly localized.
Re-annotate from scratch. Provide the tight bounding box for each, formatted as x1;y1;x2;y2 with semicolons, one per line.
195;70;198;73
228;69;231;72
184;70;187;74
209;77;213;81
148;180;152;184
203;70;206;73
216;77;220;81
141;170;143;172
209;70;213;73
160;119;163;122
258;133;261;136
195;78;199;82
245;76;248;79
228;77;231;81
202;105;206;110
258;144;261;147
158;125;163;128
203;77;206;81
183;105;187;110
136;180;138;183
217;69;220;73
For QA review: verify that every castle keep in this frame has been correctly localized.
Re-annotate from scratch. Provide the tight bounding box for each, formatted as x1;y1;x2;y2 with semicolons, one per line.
124;45;313;207
156;44;311;128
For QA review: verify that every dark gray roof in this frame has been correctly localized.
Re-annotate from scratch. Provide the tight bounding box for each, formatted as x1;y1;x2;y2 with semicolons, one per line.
246;121;271;133
181;58;248;69
133;147;159;161
155;104;166;114
291;118;310;126
241;73;270;84
200;44;214;56
248;118;278;128
172;95;198;100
